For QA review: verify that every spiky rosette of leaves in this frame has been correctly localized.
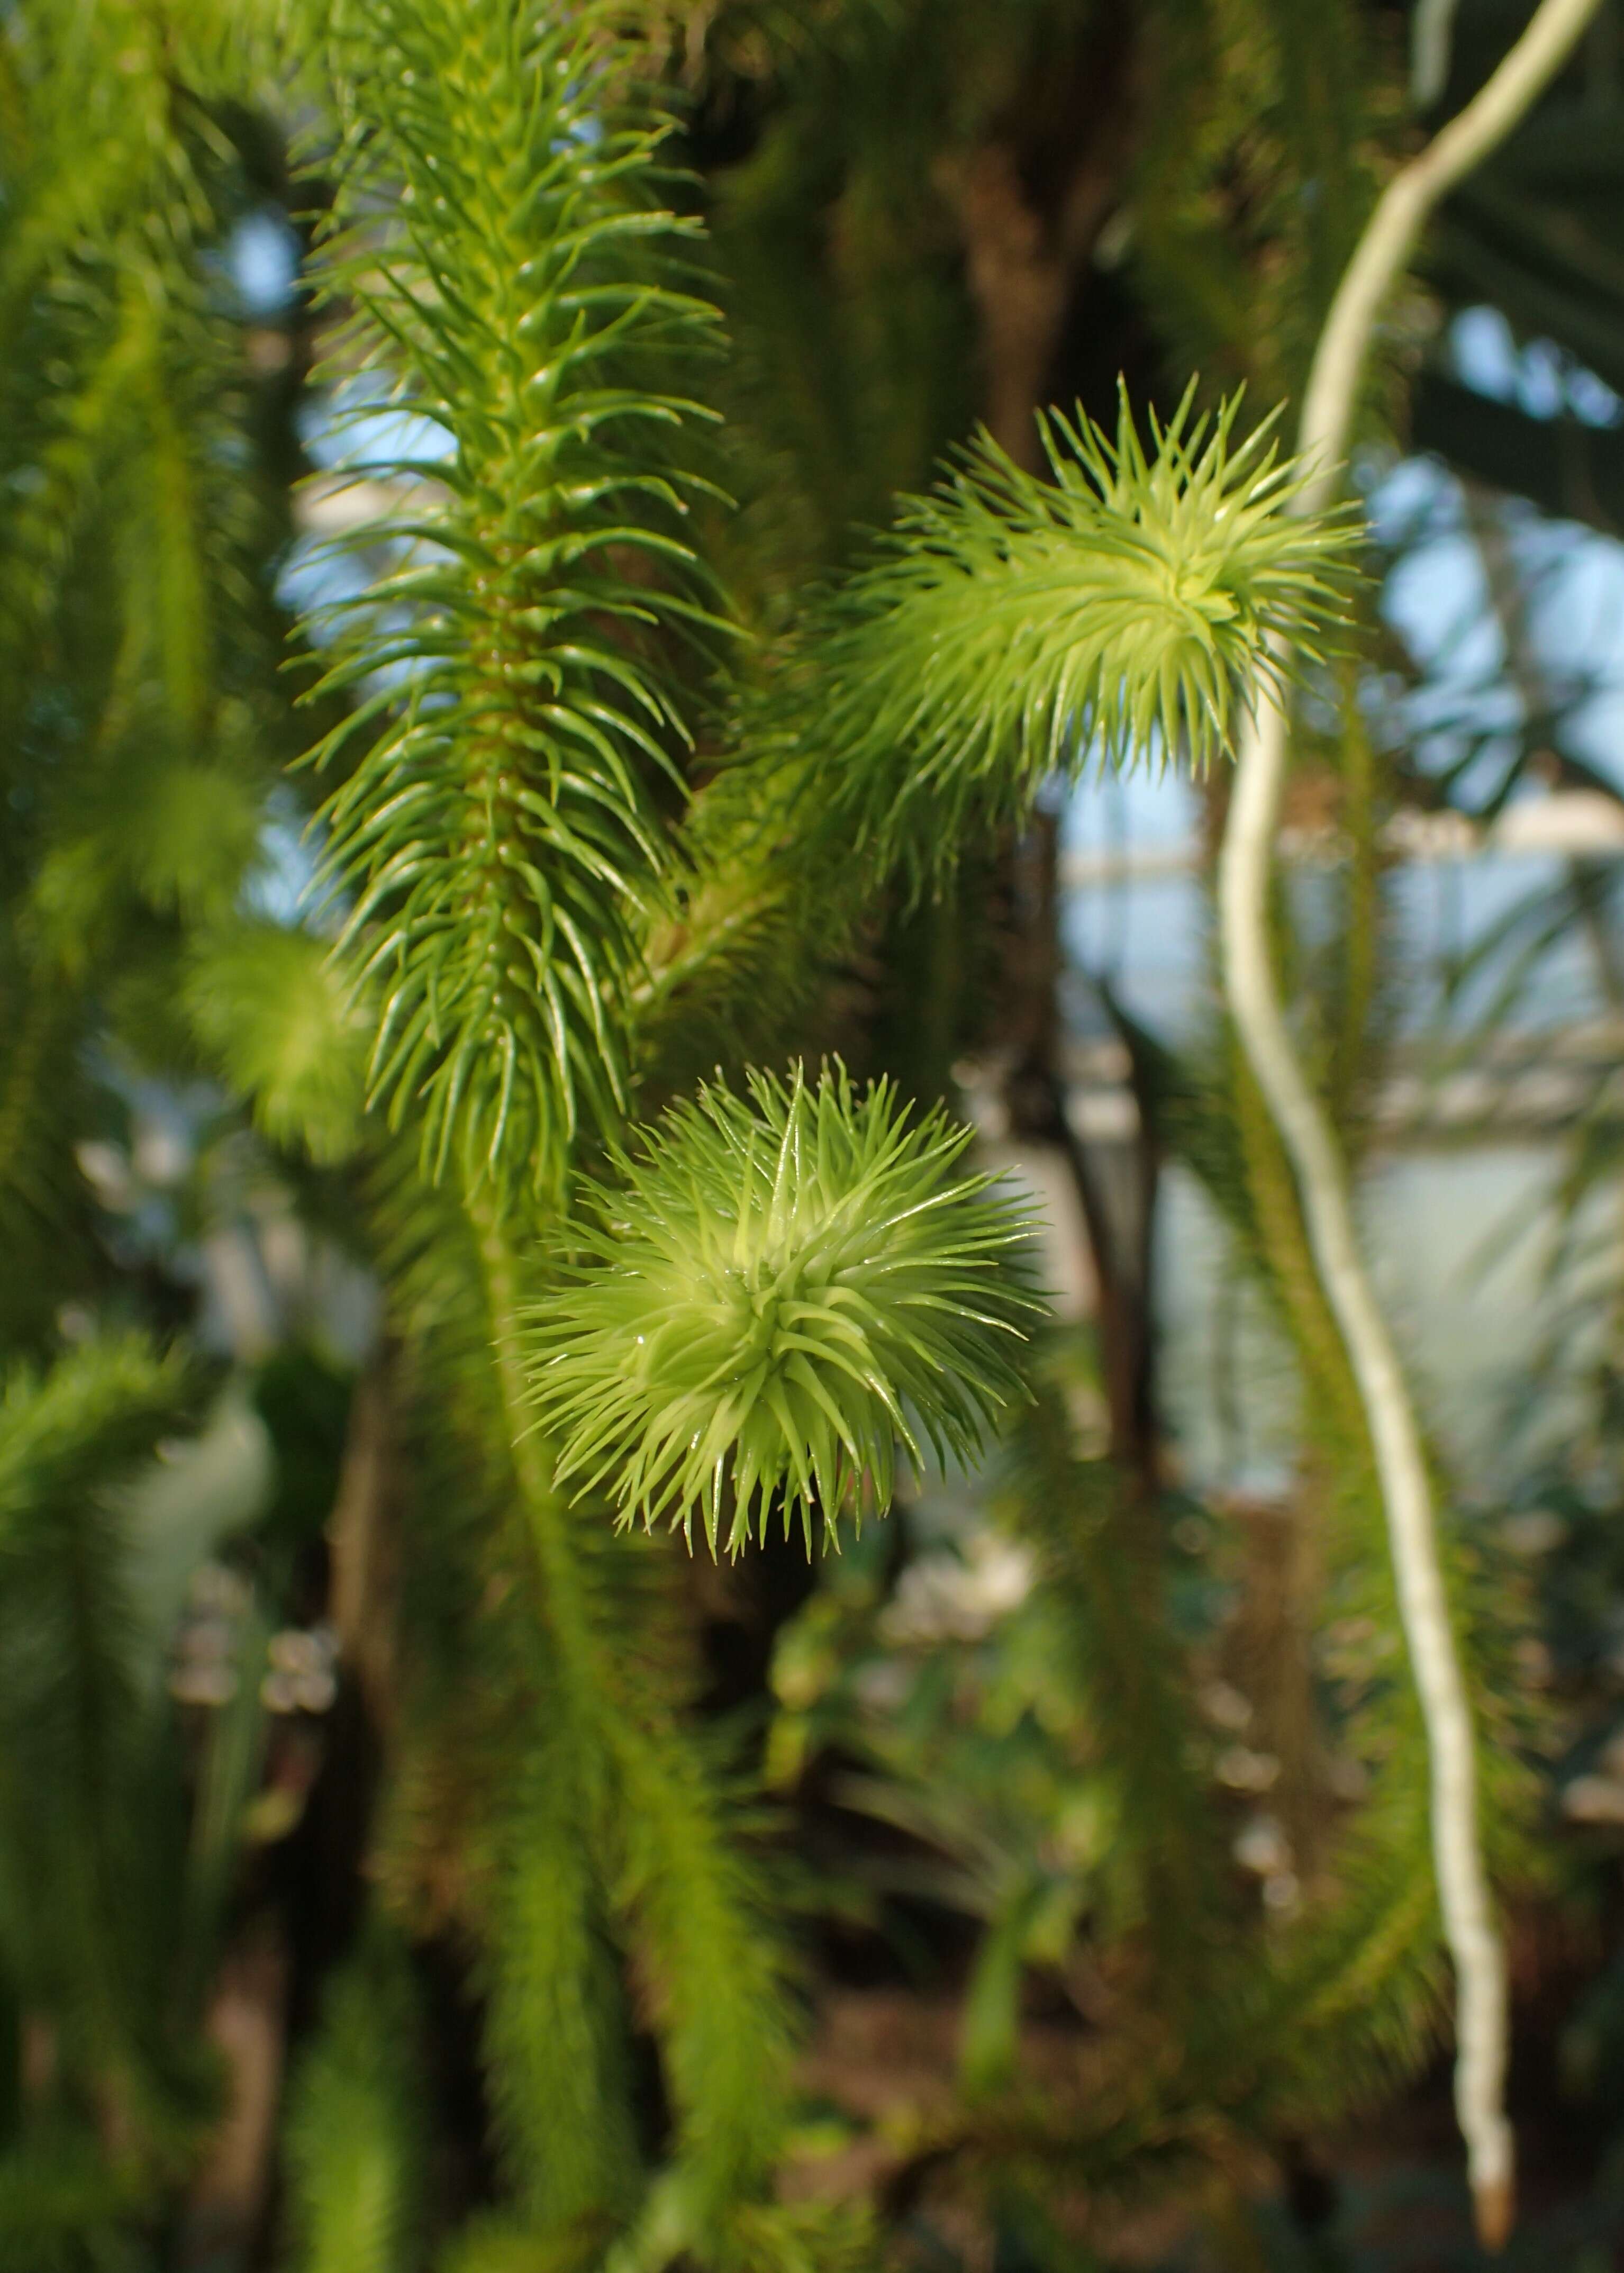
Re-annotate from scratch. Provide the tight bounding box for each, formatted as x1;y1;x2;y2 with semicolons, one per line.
525;1066;1042;1555
300;0;728;1194
768;384;1359;890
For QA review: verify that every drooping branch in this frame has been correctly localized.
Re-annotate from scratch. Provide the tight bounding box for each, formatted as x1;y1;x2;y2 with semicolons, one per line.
302;2;727;1198
1217;0;1604;2246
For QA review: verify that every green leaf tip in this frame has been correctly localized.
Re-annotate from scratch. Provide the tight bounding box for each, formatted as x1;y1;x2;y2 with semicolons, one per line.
525;1065;1045;1556
184;923;367;1166
784;381;1362;886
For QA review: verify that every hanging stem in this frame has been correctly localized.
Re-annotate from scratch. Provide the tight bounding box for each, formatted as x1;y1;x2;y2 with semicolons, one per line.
1217;0;1602;2247
468;1188;605;1741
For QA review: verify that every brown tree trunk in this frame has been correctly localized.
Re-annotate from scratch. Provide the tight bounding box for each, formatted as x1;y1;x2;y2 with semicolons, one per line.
945;7;1141;463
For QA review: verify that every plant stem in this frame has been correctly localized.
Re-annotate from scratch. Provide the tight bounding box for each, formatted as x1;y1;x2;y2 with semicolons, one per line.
1299;0;1603;519
1218;0;1603;2245
469;1190;603;1738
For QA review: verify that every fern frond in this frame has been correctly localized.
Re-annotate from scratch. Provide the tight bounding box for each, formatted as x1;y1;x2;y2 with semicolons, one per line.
301;0;728;1195
611;1720;797;2229
481;1738;641;2237
185;921;368;1164
0;0;290;1228
769;384;1359;889
436;2215;593;2273
526;1065;1042;1554
283;1933;427;2273
0;963;99;1351
0;1335;195;1559
0;1337;202;2151
1000;1371;1231;2017
1142;1013;1535;2124
0;2133;148;2273
0;7;264;773
718;2197;883;2273
1257;1771;1448;2118
356;1147;804;2239
628;720;863;1102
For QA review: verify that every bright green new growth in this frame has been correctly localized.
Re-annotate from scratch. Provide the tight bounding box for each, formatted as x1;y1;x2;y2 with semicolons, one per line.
185;922;367;1165
303;1;726;1193
785;385;1359;885
282;1937;425;2273
527;1067;1042;1554
0;1335;194;1544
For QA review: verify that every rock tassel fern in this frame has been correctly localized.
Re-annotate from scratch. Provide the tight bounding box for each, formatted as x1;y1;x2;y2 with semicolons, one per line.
783;383;1358;888
526;1067;1041;1554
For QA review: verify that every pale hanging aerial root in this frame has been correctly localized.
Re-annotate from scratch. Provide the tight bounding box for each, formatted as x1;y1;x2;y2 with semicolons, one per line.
1217;0;1604;2248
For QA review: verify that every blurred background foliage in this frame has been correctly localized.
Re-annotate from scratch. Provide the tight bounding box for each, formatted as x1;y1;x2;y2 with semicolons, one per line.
8;0;1624;2267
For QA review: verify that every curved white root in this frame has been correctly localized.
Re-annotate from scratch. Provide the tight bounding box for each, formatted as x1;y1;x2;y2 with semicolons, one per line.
1218;0;1603;2245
